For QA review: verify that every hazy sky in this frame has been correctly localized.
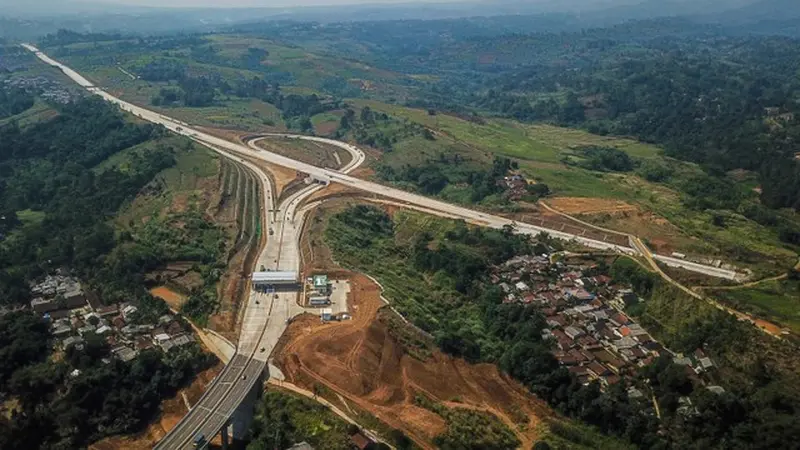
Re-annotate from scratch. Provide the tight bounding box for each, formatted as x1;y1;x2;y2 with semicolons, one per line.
98;0;465;7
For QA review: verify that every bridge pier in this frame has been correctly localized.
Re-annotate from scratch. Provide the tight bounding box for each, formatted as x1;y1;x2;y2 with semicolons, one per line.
227;367;267;443
221;422;229;450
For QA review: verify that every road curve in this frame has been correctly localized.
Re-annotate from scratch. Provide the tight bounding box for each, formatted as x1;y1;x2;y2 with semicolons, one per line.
21;41;763;445
150;117;366;447
21;44;741;284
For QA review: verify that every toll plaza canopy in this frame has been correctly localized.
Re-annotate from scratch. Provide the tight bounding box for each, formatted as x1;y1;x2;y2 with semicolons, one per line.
251;271;298;284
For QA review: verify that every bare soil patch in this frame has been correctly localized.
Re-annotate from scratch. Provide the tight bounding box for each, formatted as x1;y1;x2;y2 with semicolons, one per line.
307;183;363;203
753;319;783;336
255;137;350;170
278;203;552;449
149;286;187;311
242;156;302;197
547;197;638;216
544;197;698;254
276;273;549;449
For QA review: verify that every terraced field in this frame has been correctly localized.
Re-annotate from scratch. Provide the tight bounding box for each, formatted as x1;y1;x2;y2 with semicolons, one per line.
213;157;264;338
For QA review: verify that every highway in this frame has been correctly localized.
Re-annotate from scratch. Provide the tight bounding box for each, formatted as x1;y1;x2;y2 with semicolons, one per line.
20;43;753;445
22;43;739;280
151;152;274;449
21;44;752;439
150;133;362;448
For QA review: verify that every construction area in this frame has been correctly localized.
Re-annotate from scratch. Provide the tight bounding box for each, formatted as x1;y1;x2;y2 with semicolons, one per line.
276;271;552;450
273;204;555;449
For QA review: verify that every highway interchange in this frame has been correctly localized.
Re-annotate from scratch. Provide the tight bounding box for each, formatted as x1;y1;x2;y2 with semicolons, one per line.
151;134;365;448
21;43;738;280
22;44;745;448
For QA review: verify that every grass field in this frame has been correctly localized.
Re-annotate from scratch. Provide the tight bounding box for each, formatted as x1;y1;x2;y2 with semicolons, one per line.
712;279;800;334
162;99;284;131
93;135;188;173
33;37;797;275
354;99;661;164
311;111;342;135
348;99;798;274
115;143;220;229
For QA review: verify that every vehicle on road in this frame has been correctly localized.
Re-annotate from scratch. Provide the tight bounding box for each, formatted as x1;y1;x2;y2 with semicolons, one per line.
193;434;206;448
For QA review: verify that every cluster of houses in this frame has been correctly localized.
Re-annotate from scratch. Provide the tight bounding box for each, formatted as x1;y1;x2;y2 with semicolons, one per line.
3;76;75;104
499;174;533;201
30;274;87;314
490;254;718;392
51;302;194;362
30;273;193;363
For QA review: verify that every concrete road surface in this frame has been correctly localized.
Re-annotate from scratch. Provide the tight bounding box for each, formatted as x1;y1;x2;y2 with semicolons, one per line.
24;43;738;280
21;43;750;448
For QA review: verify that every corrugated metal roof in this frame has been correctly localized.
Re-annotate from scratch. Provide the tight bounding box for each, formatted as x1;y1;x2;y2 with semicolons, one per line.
251;271;298;283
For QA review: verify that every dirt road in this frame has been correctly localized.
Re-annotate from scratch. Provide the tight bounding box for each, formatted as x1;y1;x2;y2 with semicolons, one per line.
275;272;551;449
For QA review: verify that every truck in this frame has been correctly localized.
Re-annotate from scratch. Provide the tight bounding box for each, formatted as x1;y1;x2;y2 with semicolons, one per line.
309;296;331;306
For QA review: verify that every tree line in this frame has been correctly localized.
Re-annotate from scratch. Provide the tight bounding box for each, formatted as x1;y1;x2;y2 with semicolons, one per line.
0;311;214;449
324;205;800;449
0;95;221;449
0;87;34;119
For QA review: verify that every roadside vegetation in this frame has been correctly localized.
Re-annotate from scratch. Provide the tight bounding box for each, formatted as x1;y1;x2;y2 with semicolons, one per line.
248;389;369;450
0;94;217;448
710;276;800;334
31;29;799;278
112;140;229;326
324;204;800;449
414;393;520;450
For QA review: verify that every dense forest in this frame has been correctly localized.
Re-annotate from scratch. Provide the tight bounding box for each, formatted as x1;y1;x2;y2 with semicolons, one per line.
0;311;214;449
0;87;34;119
238;19;800;215
0;97;174;306
0;96;217;448
325;205;800;449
